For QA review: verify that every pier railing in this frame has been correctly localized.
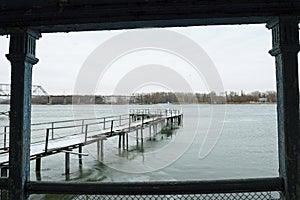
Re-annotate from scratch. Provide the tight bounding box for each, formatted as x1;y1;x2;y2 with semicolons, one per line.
42;114;133;153
0;109;182;161
0;109;182;151
129;108;182;117
0;114;132;150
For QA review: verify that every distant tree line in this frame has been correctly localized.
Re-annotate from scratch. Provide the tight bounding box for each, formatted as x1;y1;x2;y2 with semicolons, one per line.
137;91;277;104
0;91;277;105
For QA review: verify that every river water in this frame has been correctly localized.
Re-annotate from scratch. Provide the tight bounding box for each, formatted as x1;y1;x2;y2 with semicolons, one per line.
0;104;279;183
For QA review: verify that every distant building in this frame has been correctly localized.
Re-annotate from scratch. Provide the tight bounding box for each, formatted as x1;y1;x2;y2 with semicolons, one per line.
258;98;268;103
103;95;140;104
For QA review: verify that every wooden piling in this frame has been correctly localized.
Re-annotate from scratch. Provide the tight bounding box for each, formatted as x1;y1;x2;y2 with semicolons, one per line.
100;140;104;161
141;127;144;145
126;133;129;151
36;157;41;172
84;124;88;143
110;120;114;135
136;129;139;146
122;133;125;149
97;140;104;162
78;145;82;167
118;134;122;149
65;152;70;175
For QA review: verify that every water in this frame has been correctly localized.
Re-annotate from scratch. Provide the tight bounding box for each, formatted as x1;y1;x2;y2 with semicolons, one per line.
0;104;279;183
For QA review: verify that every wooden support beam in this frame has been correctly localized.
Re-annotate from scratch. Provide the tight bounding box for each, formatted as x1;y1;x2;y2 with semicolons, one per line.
7;28;40;200
84;124;88;143
267;16;300;200
3;126;7;149
118;134;121;149
126;133;129;151
78;145;82;167
110;120;114;135
61;150;88;157
122;134;125;150
100;140;104;162
65;152;70;176
136;129;139;147
103;118;106;130
35;157;41;172
97;140;100;161
141;128;144;149
26;177;284;195
1;1;300;35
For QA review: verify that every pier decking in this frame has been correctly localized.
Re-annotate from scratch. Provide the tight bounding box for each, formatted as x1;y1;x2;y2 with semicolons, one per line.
0;109;182;177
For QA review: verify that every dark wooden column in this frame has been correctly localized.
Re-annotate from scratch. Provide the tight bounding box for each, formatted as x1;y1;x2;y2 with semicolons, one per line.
6;29;40;200
267;17;300;200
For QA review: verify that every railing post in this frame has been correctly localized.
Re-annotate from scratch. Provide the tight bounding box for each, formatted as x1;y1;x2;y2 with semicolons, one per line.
128;115;131;132
85;124;89;143
103;118;106;129
45;129;50;153
81;120;85;133
3;126;7;149
51;122;54;139
110;120;114;134
267;17;300;200
119;115;122;126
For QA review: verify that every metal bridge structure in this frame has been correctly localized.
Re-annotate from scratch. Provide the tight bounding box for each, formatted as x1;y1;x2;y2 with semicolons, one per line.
0;84;49;97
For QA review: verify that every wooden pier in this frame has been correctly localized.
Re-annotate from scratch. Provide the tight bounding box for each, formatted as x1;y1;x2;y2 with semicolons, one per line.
0;109;182;178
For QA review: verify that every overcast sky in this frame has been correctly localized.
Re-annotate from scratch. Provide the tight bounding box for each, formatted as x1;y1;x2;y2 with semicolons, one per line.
0;24;279;95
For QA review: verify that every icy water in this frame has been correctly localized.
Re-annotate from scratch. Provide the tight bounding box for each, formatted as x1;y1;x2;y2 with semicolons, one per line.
0;104;279;183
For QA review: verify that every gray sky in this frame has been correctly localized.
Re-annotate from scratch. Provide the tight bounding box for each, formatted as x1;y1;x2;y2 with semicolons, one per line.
0;24;278;95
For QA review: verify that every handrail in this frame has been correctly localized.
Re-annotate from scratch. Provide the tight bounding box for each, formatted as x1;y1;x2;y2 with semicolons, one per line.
43;114;134;152
2;110;181;152
25;177;283;195
129;109;181;116
2;113;129;129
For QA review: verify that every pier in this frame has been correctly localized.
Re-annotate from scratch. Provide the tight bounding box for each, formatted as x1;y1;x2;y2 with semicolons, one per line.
0;109;182;178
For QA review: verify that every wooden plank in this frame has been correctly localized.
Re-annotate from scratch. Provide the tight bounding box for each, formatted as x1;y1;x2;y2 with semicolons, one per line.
26;177;283;195
61;150;88;157
0;1;300;34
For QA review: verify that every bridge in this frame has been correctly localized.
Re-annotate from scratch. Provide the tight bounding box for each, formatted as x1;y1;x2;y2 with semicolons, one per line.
0;109;183;178
0;84;49;97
